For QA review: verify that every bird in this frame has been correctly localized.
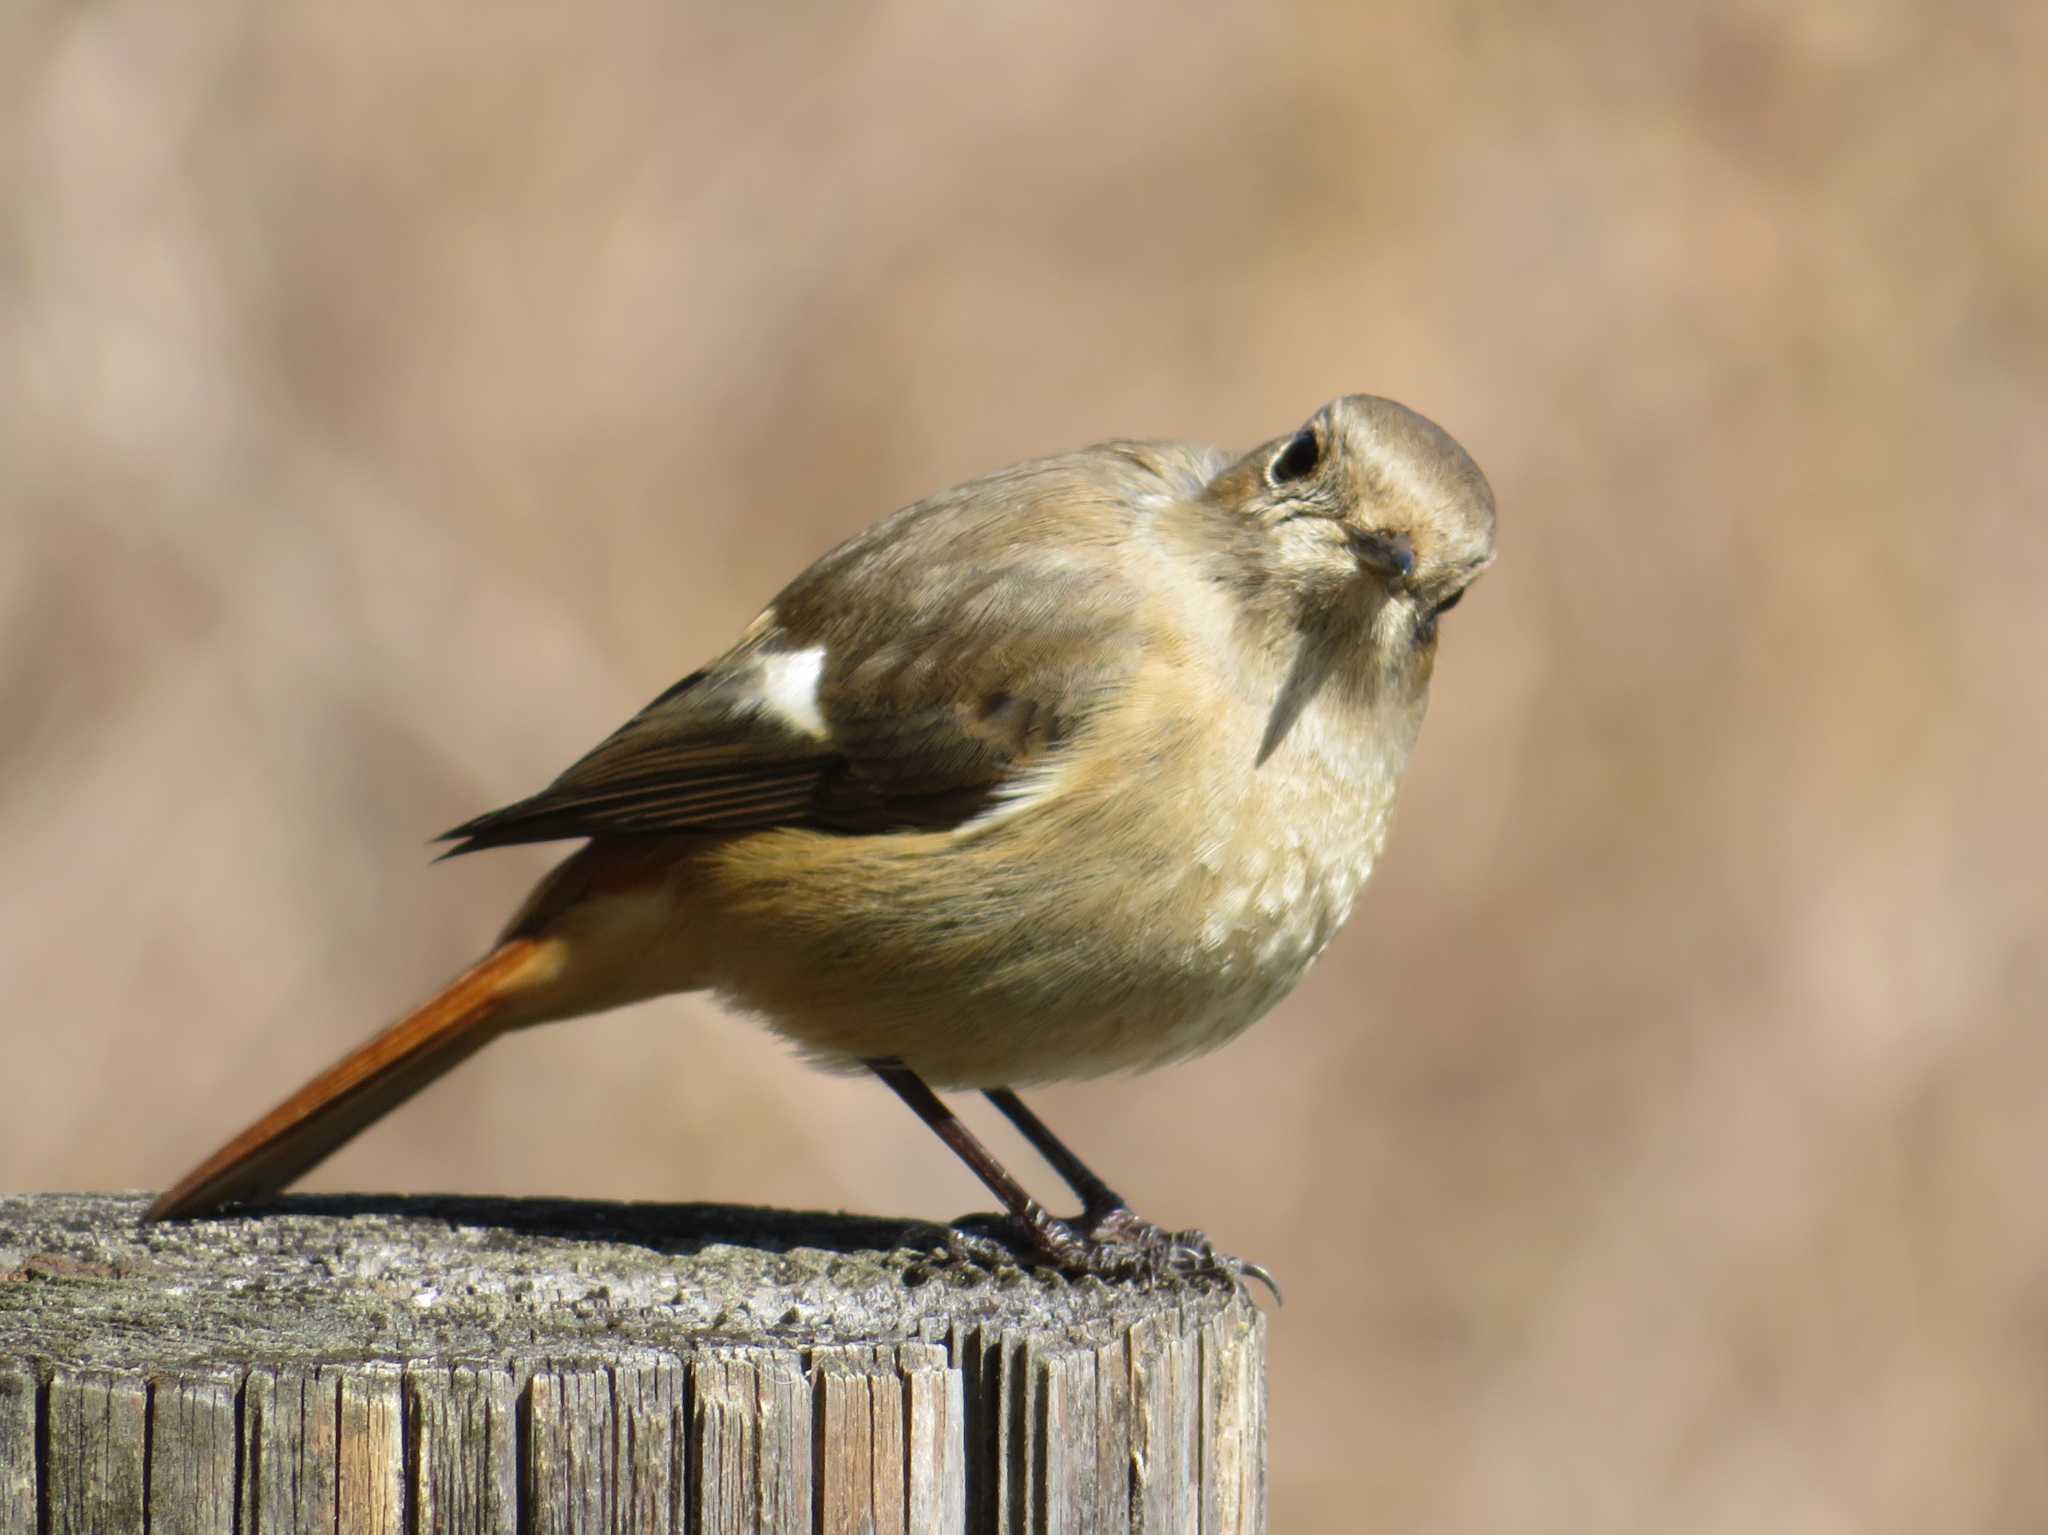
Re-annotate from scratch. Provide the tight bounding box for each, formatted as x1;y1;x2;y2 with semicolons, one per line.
145;393;1496;1274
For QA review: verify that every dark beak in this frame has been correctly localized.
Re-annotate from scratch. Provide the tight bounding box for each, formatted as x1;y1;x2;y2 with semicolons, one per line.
1347;529;1416;585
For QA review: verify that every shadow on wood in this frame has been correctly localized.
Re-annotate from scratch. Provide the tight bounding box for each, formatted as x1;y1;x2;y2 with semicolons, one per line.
0;1193;1266;1532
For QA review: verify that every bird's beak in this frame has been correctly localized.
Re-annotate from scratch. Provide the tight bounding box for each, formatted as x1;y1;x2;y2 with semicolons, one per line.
1347;529;1416;586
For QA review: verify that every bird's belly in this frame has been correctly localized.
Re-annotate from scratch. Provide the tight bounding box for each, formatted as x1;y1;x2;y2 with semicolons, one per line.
1119;760;1397;1066
688;713;1404;1087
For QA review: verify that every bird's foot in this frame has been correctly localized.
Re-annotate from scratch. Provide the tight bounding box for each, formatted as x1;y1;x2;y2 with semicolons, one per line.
1076;1204;1282;1301
926;1206;1278;1300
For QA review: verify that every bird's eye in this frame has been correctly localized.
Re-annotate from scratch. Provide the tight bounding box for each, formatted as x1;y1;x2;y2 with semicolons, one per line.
1267;428;1320;486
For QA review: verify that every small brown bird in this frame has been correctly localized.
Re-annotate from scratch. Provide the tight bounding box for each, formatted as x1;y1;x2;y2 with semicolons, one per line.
147;394;1495;1271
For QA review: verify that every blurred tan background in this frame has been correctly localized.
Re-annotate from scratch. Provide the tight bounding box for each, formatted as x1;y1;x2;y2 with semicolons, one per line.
4;3;2044;1529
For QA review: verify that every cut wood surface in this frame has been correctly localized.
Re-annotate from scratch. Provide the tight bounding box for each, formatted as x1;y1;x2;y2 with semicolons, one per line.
0;1193;1266;1532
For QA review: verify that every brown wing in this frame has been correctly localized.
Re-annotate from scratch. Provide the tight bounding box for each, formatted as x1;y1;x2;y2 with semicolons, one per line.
438;441;1212;855
437;664;842;853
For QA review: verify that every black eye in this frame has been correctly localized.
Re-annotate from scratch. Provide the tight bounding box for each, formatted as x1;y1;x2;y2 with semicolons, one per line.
1267;427;1320;486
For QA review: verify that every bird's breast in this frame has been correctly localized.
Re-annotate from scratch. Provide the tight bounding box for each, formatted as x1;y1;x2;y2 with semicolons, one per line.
686;649;1422;1085
1145;701;1406;1050
990;657;1416;1073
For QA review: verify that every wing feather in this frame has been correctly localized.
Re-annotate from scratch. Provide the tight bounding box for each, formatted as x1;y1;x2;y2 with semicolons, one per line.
438;441;1219;854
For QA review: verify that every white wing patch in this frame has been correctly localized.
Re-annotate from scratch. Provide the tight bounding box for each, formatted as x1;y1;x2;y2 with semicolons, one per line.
952;759;1071;839
758;647;829;738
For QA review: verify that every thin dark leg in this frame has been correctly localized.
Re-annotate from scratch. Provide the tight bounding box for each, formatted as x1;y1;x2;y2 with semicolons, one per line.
983;1088;1127;1222
988;1086;1283;1302
866;1060;1088;1265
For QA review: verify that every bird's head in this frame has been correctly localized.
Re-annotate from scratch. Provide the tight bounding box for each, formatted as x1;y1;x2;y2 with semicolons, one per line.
1204;394;1496;645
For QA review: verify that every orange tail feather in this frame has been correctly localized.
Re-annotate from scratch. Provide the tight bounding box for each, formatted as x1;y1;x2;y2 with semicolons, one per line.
144;938;562;1221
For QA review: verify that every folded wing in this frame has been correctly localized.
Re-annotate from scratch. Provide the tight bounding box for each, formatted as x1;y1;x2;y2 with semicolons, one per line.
440;443;1208;853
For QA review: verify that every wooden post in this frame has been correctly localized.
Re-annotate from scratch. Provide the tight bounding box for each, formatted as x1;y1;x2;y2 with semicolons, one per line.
0;1194;1266;1532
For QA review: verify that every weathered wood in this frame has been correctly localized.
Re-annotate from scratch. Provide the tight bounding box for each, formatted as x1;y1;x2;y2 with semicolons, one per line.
1090;1329;1136;1532
245;1365;341;1533
0;1192;1266;1531
527;1355;687;1533
1199;1308;1266;1535
814;1350;905;1535
408;1363;519;1534
1130;1310;1200;1534
148;1372;239;1535
48;1370;149;1535
1041;1346;1099;1532
689;1350;812;1533
901;1342;966;1535
0;1365;39;1535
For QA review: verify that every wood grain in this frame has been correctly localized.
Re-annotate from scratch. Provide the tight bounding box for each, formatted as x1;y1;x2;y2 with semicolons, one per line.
408;1364;519;1535
0;1193;1266;1531
0;1366;38;1535
147;1373;239;1535
46;1371;148;1535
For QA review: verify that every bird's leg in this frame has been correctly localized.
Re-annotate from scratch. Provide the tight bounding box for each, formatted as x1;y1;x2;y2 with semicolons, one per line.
865;1060;1091;1268
981;1087;1128;1228
984;1086;1282;1300
869;1063;1278;1294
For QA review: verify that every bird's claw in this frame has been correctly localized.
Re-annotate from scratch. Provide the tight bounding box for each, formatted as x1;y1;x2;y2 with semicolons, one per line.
1079;1205;1283;1302
922;1208;1279;1302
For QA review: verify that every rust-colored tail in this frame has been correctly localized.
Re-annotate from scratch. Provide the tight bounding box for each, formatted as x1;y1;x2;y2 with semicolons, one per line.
144;939;563;1221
